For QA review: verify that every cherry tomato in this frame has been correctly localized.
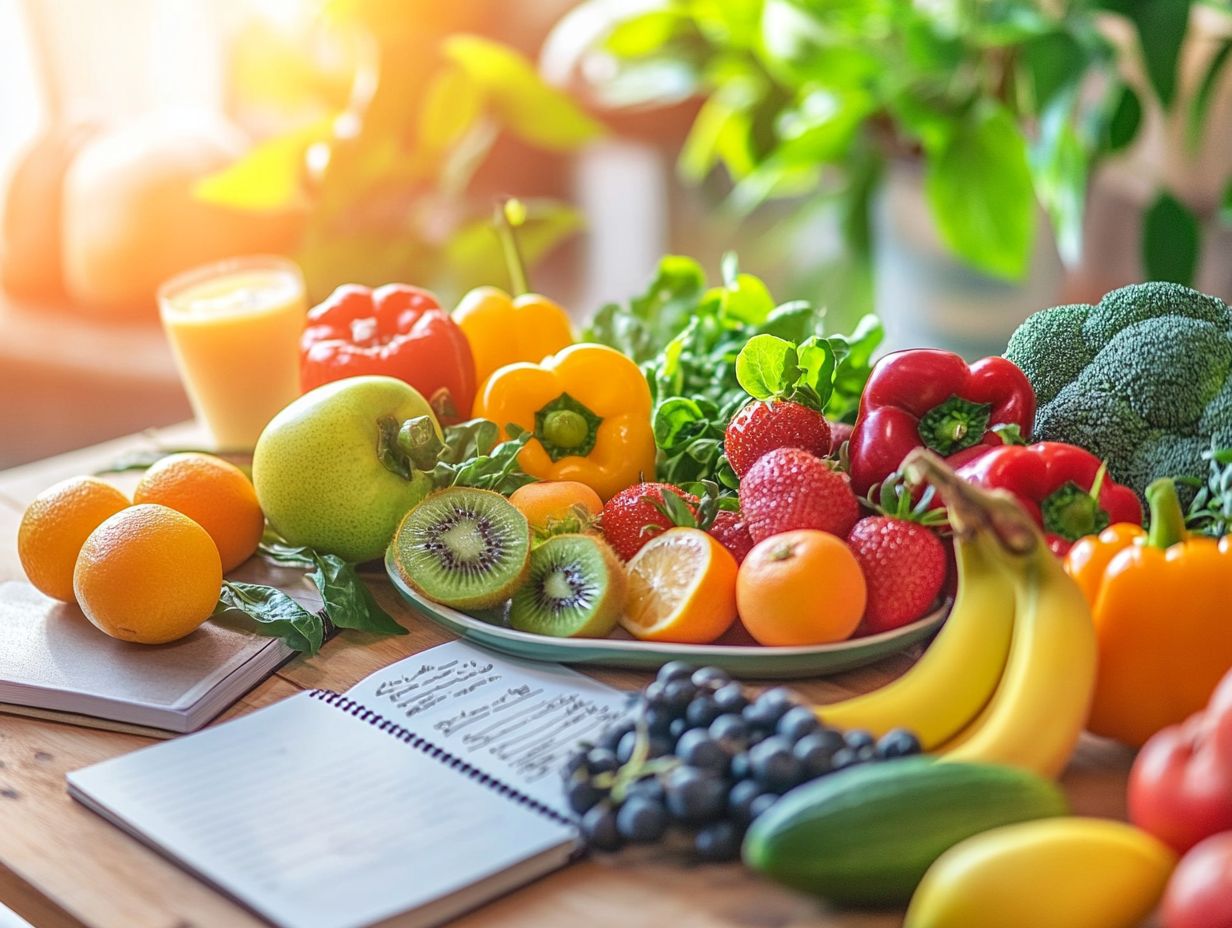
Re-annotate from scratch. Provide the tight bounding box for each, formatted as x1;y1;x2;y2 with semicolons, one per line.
1163;832;1232;928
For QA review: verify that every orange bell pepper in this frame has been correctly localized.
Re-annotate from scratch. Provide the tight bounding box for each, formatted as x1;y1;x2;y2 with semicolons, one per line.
452;286;574;386
1064;478;1232;747
473;343;656;501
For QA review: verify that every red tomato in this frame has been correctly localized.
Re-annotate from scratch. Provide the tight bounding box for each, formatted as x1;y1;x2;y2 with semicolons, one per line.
1129;686;1232;854
1163;832;1232;928
300;283;476;423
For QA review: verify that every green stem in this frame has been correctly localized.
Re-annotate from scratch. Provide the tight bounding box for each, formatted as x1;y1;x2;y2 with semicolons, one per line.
494;197;530;296
1146;478;1186;549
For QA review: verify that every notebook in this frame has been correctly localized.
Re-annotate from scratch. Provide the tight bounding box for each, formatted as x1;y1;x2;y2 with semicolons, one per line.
67;640;629;928
0;569;312;735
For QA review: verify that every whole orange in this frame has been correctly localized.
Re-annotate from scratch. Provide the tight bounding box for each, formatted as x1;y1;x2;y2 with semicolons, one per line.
73;504;222;644
736;529;867;646
509;481;603;534
134;452;264;571
18;476;130;601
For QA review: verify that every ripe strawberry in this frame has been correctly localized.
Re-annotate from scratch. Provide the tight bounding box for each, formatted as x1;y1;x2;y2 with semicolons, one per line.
739;447;860;542
828;420;854;449
708;510;755;564
601;482;697;561
847;516;946;634
725;400;831;478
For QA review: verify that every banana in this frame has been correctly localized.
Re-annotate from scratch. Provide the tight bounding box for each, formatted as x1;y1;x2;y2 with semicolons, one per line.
904;817;1176;928
888;450;1099;779
817;536;1015;749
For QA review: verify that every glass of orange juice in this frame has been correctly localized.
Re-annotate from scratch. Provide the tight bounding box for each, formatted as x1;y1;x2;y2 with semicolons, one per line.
158;256;307;450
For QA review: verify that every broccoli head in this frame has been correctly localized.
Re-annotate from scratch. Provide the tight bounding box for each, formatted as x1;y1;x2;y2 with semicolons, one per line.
1005;282;1232;497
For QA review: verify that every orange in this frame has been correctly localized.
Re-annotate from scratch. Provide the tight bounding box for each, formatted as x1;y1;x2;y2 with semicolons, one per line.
17;476;130;602
134;452;264;571
509;480;603;535
73;504;222;644
736;529;866;646
621;527;738;643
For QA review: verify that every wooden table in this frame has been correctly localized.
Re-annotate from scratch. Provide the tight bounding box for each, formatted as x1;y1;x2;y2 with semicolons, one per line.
0;425;1140;928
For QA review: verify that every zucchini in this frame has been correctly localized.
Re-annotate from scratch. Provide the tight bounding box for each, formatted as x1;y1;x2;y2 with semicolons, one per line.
742;757;1068;906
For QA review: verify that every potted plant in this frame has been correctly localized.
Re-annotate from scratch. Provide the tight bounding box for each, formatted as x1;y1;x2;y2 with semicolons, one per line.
547;0;1232;355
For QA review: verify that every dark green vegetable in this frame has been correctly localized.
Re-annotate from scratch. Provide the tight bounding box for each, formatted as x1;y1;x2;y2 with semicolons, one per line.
586;253;882;493
1005;282;1232;499
1183;445;1232;538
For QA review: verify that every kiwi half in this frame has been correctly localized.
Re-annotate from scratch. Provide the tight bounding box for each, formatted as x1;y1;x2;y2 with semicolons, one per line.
509;534;627;638
392;487;531;610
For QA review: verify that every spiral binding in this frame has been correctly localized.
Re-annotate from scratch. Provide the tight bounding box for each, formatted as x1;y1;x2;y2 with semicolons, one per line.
307;689;576;832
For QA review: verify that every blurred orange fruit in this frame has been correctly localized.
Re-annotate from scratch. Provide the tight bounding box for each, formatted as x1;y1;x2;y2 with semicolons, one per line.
73;504;222;644
736;529;866;646
134;452;264;571
18;476;130;602
621;527;738;644
509;480;602;535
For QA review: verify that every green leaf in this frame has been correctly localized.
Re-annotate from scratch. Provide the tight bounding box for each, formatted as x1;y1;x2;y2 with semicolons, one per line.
431;423;535;495
214;582;326;655
924;104;1036;280
1223;178;1232;226
1188;38;1232;150
309;553;406;636
193;121;325;212
735;334;799;399
794;336;836;409
1021;31;1090;110
418;65;483;154
584;255;708;362
1105;83;1142;153
654;397;708;449
443;35;604;150
1143;191;1200;285
1032;92;1088;266
1099;0;1191;107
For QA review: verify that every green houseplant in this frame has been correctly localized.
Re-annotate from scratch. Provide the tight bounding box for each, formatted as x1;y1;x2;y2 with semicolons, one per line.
551;0;1231;295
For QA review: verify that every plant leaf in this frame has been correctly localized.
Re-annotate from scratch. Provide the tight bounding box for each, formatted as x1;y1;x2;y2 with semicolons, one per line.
193;121;326;212
418;64;483;154
214;582;326;655
1105;83;1142;153
924;104;1035;280
1188;38;1232;150
443;35;604;150
1143;190;1200;285
736;334;799;399
310;553;406;636
1099;0;1191;108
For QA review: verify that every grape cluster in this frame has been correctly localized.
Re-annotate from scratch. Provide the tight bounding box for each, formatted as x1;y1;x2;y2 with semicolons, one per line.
563;661;922;861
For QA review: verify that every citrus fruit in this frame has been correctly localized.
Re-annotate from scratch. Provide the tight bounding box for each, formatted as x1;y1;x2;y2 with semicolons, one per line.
134;452;264;571
73;504;222;644
621;527;738;644
509;480;603;535
736;529;866;646
17;476;130;602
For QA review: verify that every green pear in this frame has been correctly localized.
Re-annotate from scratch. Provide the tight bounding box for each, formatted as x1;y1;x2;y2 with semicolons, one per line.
253;376;439;562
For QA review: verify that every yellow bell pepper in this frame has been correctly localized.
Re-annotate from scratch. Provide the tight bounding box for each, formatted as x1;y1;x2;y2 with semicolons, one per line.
474;343;656;501
1064;478;1232;747
453;286;575;387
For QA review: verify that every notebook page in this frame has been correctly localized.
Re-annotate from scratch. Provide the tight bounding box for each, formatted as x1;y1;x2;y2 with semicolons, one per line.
67;691;574;928
345;641;629;815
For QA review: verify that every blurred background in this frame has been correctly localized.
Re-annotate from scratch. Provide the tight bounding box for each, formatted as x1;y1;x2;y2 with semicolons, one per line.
2;0;1230;468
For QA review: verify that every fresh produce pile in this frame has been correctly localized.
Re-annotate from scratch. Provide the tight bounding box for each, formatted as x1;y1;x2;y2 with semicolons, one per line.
16;208;1232;924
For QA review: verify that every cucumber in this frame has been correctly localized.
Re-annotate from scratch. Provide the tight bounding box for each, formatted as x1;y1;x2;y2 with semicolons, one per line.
742;757;1068;906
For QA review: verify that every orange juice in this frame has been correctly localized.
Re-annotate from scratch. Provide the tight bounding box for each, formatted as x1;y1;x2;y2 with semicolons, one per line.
159;256;306;449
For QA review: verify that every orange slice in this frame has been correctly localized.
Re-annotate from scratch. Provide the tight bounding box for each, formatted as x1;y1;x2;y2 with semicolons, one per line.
621;527;738;644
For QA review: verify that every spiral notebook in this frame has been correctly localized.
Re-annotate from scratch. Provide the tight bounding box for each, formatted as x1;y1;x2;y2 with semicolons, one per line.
67;641;629;928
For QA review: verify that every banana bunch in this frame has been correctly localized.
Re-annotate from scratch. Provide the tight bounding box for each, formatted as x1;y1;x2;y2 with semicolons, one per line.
819;450;1097;779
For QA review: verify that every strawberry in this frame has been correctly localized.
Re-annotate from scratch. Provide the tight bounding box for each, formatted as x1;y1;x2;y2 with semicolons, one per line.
828;420;854;449
707;509;755;564
847;517;946;634
739;447;860;542
725;399;831;478
846;475;950;633
601;482;697;561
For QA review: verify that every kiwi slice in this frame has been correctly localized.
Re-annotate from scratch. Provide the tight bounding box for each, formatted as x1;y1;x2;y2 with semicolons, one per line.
392;487;531;610
510;534;627;638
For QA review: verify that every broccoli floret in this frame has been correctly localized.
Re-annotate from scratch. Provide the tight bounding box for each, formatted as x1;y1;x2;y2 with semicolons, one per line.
1089;317;1232;429
1003;304;1093;406
1005;282;1232;496
1081;281;1231;350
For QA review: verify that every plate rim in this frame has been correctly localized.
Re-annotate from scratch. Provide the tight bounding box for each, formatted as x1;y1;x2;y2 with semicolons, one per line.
384;548;949;658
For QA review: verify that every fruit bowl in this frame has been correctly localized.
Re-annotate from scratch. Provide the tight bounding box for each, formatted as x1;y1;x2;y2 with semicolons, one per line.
385;549;948;678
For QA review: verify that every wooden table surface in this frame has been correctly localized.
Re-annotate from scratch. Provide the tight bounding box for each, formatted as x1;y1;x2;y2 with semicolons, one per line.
0;425;1141;928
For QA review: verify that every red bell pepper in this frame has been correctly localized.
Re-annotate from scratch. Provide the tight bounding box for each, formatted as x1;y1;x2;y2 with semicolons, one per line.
954;441;1143;555
848;349;1036;496
300;283;477;423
